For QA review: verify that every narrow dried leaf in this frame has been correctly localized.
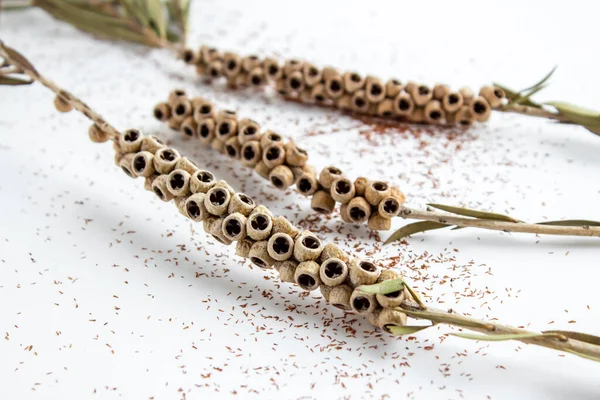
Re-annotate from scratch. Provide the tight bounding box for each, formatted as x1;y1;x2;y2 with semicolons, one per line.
0;42;38;76
450;332;559;341
536;219;600;227
521;66;557;93
384;221;449;245
387;325;432;336
399;309;494;330
0;75;32;85
514;84;547;105
358;279;404;295
545;101;600;136
543;330;600;346
427;203;521;223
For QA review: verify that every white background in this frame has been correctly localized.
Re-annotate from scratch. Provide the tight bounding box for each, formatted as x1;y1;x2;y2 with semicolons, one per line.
1;1;600;399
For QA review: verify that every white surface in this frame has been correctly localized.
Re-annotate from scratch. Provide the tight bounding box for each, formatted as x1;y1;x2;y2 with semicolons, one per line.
1;1;600;399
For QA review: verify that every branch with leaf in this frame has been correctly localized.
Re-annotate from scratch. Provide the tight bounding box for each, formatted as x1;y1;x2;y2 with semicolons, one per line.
358;278;600;362
385;204;600;244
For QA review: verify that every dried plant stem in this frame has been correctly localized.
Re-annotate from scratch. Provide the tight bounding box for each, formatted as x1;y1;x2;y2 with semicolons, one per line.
498;104;572;124
400;207;600;237
0;41;120;138
400;300;600;360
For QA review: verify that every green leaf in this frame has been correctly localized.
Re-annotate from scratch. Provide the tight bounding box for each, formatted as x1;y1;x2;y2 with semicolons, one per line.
545;101;600;136
427;203;521;223
514;84;547;106
536;219;600;227
387;325;432;336
0;75;32;85
543;330;600;346
358;279;404;295
450;332;559;341
384;221;450;244
520;66;557;93
166;0;190;43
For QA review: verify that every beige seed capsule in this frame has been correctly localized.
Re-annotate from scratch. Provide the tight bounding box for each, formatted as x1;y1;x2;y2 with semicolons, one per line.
284;142;308;167
141;135;165;154
259;131;283;149
470;96;492;122
375;270;404;308
151;175;174;202
250;205;273;217
184;193;208;222
118;153;136;178
353;177;369;197
378;196;402;219
190;170;216;193
267;233;295;261
207;59;224;78
222;52;242;78
168;117;181;131
318;166;343;190
143;174;158;191
346;196;371;223
377;308;408;333
311;190;336;214
119;129;143;153
330;177;356;204
424;100;444;124
173;196;188;217
433;84;450;101
168;89;187;105
53;95;72;113
274;77;289;97
295;171;318;196
442;92;464;113
240;55;260;72
343;72;365;94
479;85;506;108
153;102;171;122
240;141;262;167
309;83;328;104
88;124;111;143
246;211;273;241
286;71;305;93
459;87;474;105
294;261;321;291
181;117;197;138
271;216;300;238
181;48;200;65
365;76;386;104
302;63;322;87
410;107;426;123
376;99;395;118
131;151;155;177
351;89;369;113
215;179;236;196
153;148;181;174
222;212;247;242
340;203;353;223
368;211;391;230
319;284;333;302
319;258;348;286
249;67;265;87
325;74;344;99
224;137;241;159
237;118;262;144
319;242;350;263
175;157;198;175
171;97;193;122
365;181;391;206
249;241;275;269
227;192;256;216
204;186;231;216
207;217;233;246
262;143;286;169
166;169;191;197
215;117;238;142
293;233;324;262
455;105;475;126
235;237;254;259
195;118;215;145
349;259;381;287
193;101;216;123
269;165;295;189
393;92;414;117
390;186;405;204
283;59;303;75
385;79;403;99
254;160;272;180
350;290;378;315
274;260;298;283
329;285;353;310
263;57;282;80
408;85;433;107
336;94;353;110
199;45;221;64
211;138;226;154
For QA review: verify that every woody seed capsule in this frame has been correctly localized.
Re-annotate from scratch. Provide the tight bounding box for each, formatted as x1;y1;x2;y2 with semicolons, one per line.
284;142;308;167
131;151;155;177
385;79;403;98
181;49;199;65
260;131;283;148
246;211;273;241
197;118;216;145
349;259;381;286
241;55;261;72
211;138;226;154
141;135;165;154
181;117;197;138
215;180;236;196
377;309;408;333
410;85;433;107
336;94;353;110
319;284;333;302
143;174;158;191
249;67;265;86
118;153;136;178
190;170;216;193
171;98;192;122
295;171;318;196
175;157;198;175
346;196;371;223
330;177;356;203
267;233;295;261
455;105;475;126
184;193;208;222
274;78;289;97
88;123;111;143
368;211;391;230
310;84;328;104
222;212;247;242
480;85;506;108
166;169;191;197
237;118;261;144
204;186;231;216
393;92;415;117
293;233;324;262
311;190;335;214
53;95;72;113
377;99;395;118
390;186;405;204
222;52;242;78
302;63;322;87
343;72;365;94
240;141;262;167
375;269;405;308
433;84;450;101
294;261;321;291
442;92;464;113
354;177;369;197
378;196;402;218
350;290;378;315
153;102;171;122
459;87;474;105
325;74;344;99
286;71;305;93
168;89;187;105
119;129;143;153
254;160;273;180
224;137;241;159
340;203;353;223
151;175;174;202
207;59;224;78
424;100;444;124
318;166;343;189
319;258;348;286
470;96;492;122
199;46;221;64
271;216;299;238
193;101;216;122
227;192;256;216
153;148;181;174
168;117;181;131
269;165;295;189
262;143;286;168
274;260;298;283
365;77;386;104
365;181;391;206
329;285;353;310
207;217;233;246
249;241;275;269
235;238;254;259
319;242;350;263
350;89;368;113
263;58;282;80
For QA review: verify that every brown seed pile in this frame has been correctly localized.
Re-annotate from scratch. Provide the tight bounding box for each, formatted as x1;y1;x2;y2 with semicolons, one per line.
113;128;410;332
154;90;405;231
181;45;507;126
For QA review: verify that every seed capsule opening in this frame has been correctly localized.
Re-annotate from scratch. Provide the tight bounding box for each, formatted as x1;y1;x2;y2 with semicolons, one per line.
473;101;487;114
298;274;316;289
161;150;176;161
352;296;371;312
349;207;366;220
133;156;146;172
153;187;165;199
430;111;442;120
448;94;459;104
226;145;237;157
372;181;388;192
302;236;320;249
354;97;365;107
385;290;402;298
329;80;341;92
335;180;351;194
272;237;290;254
370;84;382;96
383;199;399;213
239;194;254;205
324;261;344;278
197;171;214;183
186;201;201;218
121;166;132;177
271;176;284;188
297;178;314;193
290;78;301;89
209;189;227;205
225;219;242;236
154;109;163;119
418;86;429;95
169;173;185;189
251;215;269;230
251;257;266;268
124;130;140;142
398;99;410;110
244;126;256;135
175;105;186;115
268;65;278;75
266;147;280;160
360;261;377;272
